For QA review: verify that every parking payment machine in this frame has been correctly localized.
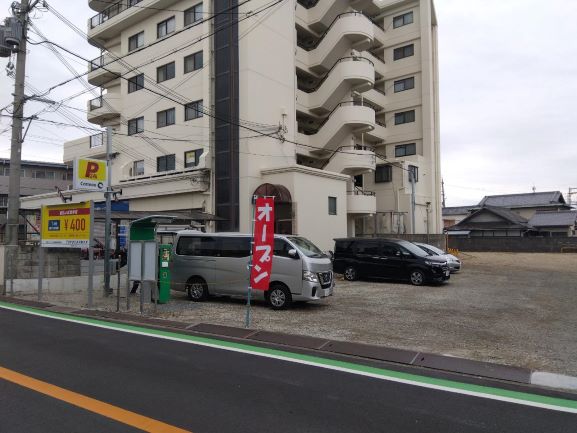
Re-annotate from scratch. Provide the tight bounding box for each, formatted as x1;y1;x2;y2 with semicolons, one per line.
157;244;172;304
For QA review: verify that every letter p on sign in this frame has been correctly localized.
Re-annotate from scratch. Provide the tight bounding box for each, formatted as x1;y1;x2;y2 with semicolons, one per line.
85;162;100;179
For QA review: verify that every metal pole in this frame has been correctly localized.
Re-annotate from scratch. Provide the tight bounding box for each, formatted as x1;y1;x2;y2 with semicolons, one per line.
116;259;120;312
245;196;257;329
87;201;94;308
4;0;30;296
104;127;113;295
9;251;14;296
410;171;416;234
37;246;44;301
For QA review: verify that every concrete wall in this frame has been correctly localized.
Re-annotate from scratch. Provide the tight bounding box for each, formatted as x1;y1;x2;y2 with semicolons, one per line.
1;245;81;280
447;237;577;253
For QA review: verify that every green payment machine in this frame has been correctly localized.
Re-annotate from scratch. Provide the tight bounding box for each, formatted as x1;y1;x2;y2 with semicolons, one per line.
128;216;178;307
157;244;172;304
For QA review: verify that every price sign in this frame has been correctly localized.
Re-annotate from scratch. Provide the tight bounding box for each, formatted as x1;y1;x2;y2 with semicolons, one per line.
41;202;92;248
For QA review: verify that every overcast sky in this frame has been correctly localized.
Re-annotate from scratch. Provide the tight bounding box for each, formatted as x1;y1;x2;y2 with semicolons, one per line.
1;0;576;206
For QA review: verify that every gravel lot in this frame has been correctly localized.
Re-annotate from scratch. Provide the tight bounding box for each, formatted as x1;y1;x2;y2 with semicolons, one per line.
14;252;577;375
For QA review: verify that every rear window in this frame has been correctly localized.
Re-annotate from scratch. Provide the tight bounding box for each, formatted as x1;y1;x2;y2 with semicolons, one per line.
335;240;353;253
176;236;217;256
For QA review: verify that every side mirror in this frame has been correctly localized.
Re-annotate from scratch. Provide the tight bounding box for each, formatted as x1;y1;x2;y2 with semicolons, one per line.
288;249;299;258
326;250;334;260
395;250;401;257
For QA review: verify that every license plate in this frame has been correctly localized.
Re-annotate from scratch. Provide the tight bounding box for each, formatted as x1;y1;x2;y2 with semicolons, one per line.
445;271;450;277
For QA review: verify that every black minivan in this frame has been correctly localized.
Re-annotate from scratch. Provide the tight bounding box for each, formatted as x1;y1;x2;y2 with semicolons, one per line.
333;238;450;285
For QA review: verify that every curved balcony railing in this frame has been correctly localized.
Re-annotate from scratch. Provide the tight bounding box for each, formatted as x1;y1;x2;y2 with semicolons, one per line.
299;100;376;135
90;0;143;29
298;12;373;51
348;187;376;197
321;145;374;169
299;56;374;93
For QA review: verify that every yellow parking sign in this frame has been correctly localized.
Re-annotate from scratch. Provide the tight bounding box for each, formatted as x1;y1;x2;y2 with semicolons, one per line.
73;158;107;191
41;202;92;248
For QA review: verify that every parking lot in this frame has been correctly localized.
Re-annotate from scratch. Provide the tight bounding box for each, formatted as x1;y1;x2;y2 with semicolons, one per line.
13;251;577;376
153;252;577;376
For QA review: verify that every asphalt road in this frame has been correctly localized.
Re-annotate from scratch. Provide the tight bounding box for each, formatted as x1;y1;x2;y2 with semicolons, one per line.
0;305;576;433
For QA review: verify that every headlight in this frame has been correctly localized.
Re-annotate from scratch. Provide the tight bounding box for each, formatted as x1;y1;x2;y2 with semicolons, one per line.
425;260;433;266
303;271;319;282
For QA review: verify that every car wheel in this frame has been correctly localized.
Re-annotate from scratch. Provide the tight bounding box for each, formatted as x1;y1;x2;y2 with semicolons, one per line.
267;283;292;310
409;269;425;286
344;266;358;281
186;278;208;301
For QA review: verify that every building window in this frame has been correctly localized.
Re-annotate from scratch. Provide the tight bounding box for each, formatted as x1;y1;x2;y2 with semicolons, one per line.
185;100;203;120
393;44;414;61
394;110;416;125
184;149;204;168
394;77;415;93
395;143;416;157
157;108;176;128
128;73;144;93
184;3;203;26
128;31;144;52
184;51;203;73
33;170;46;179
328;197;337;215
46;171;55;180
128;117;144;135
408;165;419;182
133;160;144;176
157;16;175;39
0;196;7;207
393;11;413;28
375;165;392;183
157;154;176;172
157;62;175;83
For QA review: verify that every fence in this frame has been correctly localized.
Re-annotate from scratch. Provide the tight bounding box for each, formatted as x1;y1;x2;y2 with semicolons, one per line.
447;236;577;253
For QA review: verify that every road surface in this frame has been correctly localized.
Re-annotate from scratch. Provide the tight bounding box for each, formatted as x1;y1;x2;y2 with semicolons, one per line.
0;303;575;432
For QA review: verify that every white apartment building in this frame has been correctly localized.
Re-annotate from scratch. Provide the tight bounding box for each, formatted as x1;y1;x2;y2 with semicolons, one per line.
22;0;442;250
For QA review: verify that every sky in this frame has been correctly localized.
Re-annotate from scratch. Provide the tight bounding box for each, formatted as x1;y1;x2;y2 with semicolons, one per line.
1;0;576;206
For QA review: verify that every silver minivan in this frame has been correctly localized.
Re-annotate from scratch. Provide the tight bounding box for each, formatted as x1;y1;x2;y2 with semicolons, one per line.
170;231;334;309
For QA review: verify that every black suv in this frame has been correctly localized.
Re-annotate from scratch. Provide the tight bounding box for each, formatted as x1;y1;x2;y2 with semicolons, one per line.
333;238;450;285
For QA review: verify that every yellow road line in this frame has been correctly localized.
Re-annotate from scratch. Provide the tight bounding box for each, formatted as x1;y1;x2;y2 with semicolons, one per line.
0;366;191;433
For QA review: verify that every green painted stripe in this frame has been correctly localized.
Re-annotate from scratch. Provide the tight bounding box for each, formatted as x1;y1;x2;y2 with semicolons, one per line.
2;300;576;410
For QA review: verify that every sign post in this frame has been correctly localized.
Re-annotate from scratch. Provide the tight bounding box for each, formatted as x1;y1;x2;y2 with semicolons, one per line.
245;196;275;328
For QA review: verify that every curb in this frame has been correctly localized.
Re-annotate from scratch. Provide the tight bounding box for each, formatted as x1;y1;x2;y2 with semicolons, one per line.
2;296;576;393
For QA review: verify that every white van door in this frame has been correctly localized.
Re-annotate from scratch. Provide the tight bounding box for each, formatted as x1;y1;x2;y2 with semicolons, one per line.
214;236;251;295
173;235;216;294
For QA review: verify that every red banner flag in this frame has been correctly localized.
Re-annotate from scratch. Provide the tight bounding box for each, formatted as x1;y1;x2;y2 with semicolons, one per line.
250;197;275;290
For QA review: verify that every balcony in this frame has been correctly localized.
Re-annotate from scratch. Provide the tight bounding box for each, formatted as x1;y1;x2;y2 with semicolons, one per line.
323;146;376;176
87;0;180;46
87;52;122;86
296;101;375;155
296;0;351;32
63;132;107;162
87;94;121;124
347;189;377;214
297;56;374;114
297;12;374;73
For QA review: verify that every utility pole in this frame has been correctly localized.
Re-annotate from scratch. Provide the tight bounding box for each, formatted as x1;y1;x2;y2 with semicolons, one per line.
441;178;446;209
3;0;31;294
104;126;113;295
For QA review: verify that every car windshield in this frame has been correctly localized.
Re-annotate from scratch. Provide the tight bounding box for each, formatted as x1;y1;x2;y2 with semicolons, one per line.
398;240;429;258
287;236;326;258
